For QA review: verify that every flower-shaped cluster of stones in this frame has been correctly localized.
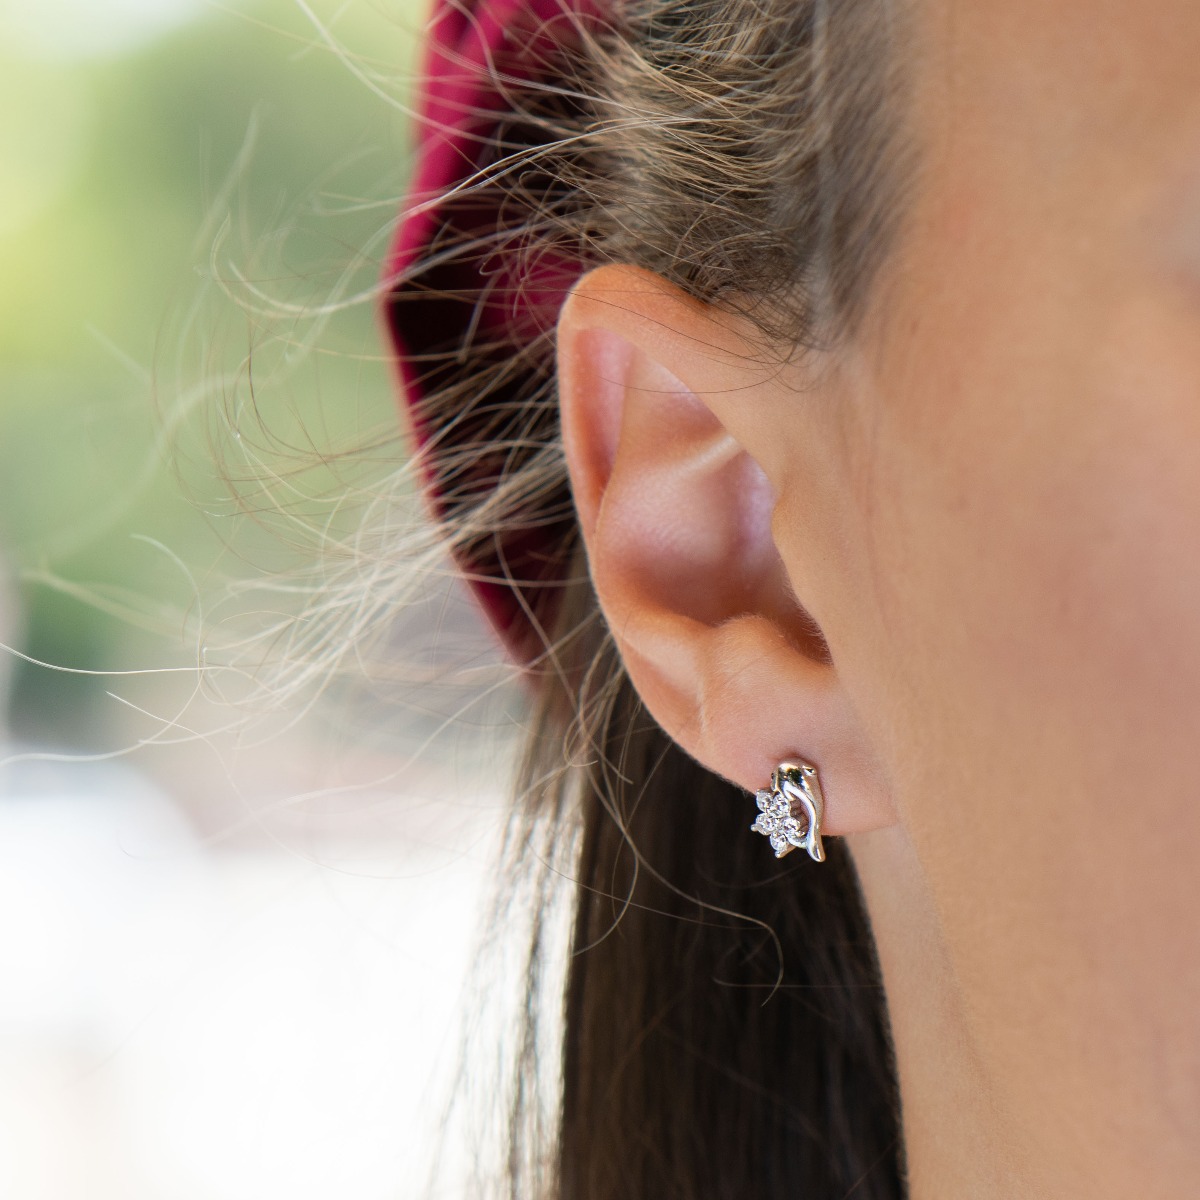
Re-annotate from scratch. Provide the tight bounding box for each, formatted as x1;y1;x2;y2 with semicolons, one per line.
751;787;809;858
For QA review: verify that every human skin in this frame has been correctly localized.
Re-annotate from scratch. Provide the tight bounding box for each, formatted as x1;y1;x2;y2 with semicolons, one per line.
555;0;1200;1195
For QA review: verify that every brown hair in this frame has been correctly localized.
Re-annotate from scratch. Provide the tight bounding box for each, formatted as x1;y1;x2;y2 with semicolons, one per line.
399;0;914;1195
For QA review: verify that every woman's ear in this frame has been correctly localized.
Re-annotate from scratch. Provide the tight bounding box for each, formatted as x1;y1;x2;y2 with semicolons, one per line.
556;264;895;835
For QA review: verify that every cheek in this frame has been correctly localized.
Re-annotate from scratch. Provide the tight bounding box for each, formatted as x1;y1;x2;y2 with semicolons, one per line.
1085;292;1200;702
853;230;1200;1144
876;279;1200;799
823;0;1200;1166
905;293;1200;745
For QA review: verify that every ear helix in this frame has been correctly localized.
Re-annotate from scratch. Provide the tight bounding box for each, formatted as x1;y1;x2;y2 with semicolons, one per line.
750;760;826;863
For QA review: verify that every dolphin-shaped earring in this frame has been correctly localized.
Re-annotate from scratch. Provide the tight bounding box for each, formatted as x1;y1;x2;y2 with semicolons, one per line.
750;760;826;863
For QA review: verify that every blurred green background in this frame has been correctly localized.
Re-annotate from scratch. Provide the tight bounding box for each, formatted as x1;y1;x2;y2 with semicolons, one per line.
0;13;520;1196
0;0;421;753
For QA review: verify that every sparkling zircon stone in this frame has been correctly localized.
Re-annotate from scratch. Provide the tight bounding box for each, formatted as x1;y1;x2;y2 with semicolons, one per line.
751;790;781;836
749;763;826;865
753;785;806;858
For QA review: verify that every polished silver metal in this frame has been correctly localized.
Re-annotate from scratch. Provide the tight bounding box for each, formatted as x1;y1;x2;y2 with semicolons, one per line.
750;760;826;863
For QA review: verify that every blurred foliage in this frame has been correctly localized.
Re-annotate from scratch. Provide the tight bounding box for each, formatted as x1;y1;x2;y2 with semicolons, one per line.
0;0;421;748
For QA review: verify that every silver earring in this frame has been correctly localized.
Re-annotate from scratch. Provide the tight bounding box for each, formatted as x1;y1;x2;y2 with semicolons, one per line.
750;760;826;863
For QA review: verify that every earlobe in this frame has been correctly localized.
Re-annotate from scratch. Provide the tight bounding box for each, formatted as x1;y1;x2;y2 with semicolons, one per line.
556;265;895;837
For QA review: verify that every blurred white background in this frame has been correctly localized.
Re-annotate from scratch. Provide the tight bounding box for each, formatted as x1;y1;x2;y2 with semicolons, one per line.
0;753;505;1200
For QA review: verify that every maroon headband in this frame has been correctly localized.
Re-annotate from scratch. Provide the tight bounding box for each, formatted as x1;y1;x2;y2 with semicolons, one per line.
382;0;598;668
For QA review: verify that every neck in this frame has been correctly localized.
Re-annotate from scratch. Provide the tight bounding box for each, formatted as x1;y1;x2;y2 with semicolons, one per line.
853;821;1200;1199
850;826;1033;1199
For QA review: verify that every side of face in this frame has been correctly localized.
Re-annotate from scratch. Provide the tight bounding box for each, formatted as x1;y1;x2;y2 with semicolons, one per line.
556;0;1200;1189
818;0;1200;1184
